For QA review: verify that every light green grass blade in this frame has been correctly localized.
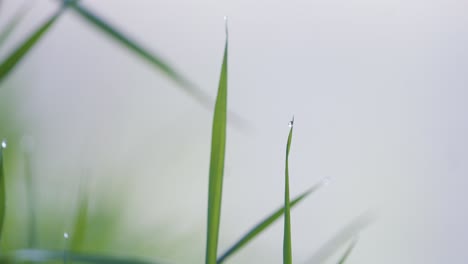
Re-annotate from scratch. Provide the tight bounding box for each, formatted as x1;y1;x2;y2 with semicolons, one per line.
0;4;68;84
0;5;29;48
337;236;359;264
217;181;324;263
305;211;375;264
64;1;213;109
0;143;6;240
283;117;294;264
205;20;228;264
0;249;172;264
70;181;89;251
23;152;37;247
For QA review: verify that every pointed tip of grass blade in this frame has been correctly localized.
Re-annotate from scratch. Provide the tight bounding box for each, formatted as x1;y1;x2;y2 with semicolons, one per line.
305;210;376;264
205;20;228;264
0;5;68;84
337;235;359;264
217;180;324;264
283;119;294;264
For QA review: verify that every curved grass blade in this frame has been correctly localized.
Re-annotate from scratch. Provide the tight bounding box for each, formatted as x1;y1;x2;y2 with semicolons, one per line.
0;142;6;240
205;19;228;264
0;3;70;84
62;1;213;109
0;4;30;48
70;180;89;251
305;211;375;264
283;117;294;264
0;249;173;264
217;181;324;263
337;236;359;264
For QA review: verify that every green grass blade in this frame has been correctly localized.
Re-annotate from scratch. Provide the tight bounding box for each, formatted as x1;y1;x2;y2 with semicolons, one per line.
0;249;172;264
64;1;213;109
0;141;6;240
70;181;89;251
337;236;359;264
283;117;294;264
217;181;324;263
305;211;375;264
0;4;68;84
0;4;29;48
205;20;228;264
23;152;37;247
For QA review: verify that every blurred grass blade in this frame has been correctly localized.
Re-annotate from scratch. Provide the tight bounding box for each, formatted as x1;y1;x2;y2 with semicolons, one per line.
205;19;228;264
305;211;375;264
0;249;172;264
70;180;89;251
0;4;69;84
23;151;37;247
0;4;30;48
337;236;359;264
283;117;294;264
64;1;213;109
217;181;324;263
0;143;6;240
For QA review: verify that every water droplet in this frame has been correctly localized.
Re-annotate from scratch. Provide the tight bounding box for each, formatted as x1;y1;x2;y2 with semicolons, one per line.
224;16;229;36
1;139;7;149
288;116;294;128
321;176;332;186
63;232;69;239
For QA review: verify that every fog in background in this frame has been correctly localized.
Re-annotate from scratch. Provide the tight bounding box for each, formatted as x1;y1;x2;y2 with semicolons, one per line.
0;0;467;263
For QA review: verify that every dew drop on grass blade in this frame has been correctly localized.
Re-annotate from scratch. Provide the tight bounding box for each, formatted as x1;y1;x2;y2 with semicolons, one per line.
205;17;229;264
283;117;294;264
0;139;6;240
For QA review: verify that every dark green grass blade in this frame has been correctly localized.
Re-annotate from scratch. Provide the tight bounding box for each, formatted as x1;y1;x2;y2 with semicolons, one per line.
0;249;172;264
0;5;29;48
64;1;212;109
217;181;324;263
337;236;359;264
283;117;294;264
70;181;89;251
0;144;5;240
0;4;68;84
205;21;228;264
305;211;375;264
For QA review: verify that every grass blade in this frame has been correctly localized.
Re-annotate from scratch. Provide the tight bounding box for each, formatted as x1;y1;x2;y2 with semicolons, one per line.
64;1;213;109
0;249;172;264
70;180;89;251
0;141;6;240
283;117;294;264
0;4;29;48
337;236;359;264
305;211;375;264
0;4;69;84
23;151;37;247
205;19;228;264
217;181;324;263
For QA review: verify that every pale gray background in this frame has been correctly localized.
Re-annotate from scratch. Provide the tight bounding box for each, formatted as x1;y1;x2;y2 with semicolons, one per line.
1;0;467;263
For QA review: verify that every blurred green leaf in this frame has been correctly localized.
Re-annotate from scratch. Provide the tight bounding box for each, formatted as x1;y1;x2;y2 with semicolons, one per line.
23;152;37;247
337;236;359;264
0;144;5;241
0;4;68;84
64;1;213;110
205;23;228;264
283;117;294;264
217;180;324;263
0;4;29;48
0;249;172;264
305;211;375;264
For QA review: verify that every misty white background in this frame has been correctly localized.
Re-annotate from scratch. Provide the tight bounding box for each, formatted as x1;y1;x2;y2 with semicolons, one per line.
0;0;467;263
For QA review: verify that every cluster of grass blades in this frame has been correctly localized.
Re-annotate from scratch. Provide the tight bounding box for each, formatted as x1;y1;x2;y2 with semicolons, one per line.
0;1;373;263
